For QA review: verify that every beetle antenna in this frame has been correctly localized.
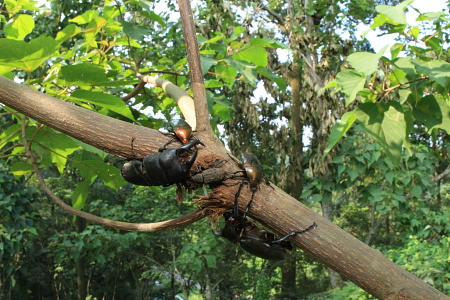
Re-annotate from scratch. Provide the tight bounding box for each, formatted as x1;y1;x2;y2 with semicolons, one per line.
272;222;317;244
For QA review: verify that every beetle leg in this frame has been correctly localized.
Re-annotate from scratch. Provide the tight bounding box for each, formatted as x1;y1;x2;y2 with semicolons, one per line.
160;137;176;151
271;222;317;244
243;189;255;218
130;137;143;160
233;182;246;217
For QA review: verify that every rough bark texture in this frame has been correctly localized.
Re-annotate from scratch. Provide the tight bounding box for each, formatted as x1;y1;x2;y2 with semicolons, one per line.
0;76;448;299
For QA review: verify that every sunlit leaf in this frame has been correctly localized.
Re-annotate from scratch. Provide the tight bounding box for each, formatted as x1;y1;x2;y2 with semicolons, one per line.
232;45;267;67
4;14;35;40
412;59;450;89
335;70;366;106
0;37;60;72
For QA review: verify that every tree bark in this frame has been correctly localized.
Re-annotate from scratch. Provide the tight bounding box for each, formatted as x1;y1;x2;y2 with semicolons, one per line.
1;76;448;299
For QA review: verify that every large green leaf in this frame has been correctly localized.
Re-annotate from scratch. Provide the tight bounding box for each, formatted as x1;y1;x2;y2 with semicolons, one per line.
335;70;366;106
413;95;450;133
0;37;60;72
232;45;268;67
72;180;91;210
225;58;258;88
72;159;126;190
200;56;218;75
411;59;450;89
354;102;406;165
33;128;82;174
69;90;136;121
4;14;35;40
122;21;152;41
61;63;109;85
347;45;388;76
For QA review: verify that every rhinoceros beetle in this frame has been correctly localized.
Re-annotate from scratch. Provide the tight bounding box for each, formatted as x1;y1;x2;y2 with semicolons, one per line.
161;119;200;149
121;139;204;187
214;184;316;260
229;153;273;210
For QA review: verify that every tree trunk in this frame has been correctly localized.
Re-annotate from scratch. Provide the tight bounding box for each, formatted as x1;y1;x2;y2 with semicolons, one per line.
321;195;345;289
281;252;297;299
0;76;448;299
75;217;88;300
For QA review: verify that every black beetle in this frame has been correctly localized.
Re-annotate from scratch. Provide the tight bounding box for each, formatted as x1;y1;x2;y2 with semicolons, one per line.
214;184;316;260
121;139;204;187
161;119;199;149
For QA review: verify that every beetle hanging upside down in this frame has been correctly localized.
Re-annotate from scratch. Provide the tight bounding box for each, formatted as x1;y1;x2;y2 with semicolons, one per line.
215;184;317;260
229;153;273;214
121;139;204;187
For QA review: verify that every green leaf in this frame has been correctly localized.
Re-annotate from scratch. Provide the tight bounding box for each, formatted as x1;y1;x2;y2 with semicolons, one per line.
248;37;289;49
4;14;35;40
61;63;109;85
33;128;81;174
225;58;257;88
0;37;60;72
200;56;218;75
10;162;34;176
355;102;406;165
347;45;388;76
375;0;414;25
69;90;136;121
122;21;152;41
347;52;379;76
256;66;286;91
69;10;99;24
411;59;450;89
72;159;126;190
413;95;450;133
203;254;217;268
72;180;91;210
232;45;267;67
335;70;366;106
390;43;404;60
323;111;356;157
55;24;81;43
213;103;232;122
140;10;166;27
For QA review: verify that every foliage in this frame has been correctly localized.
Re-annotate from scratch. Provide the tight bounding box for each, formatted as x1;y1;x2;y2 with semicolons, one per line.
0;162;41;296
325;1;450;164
